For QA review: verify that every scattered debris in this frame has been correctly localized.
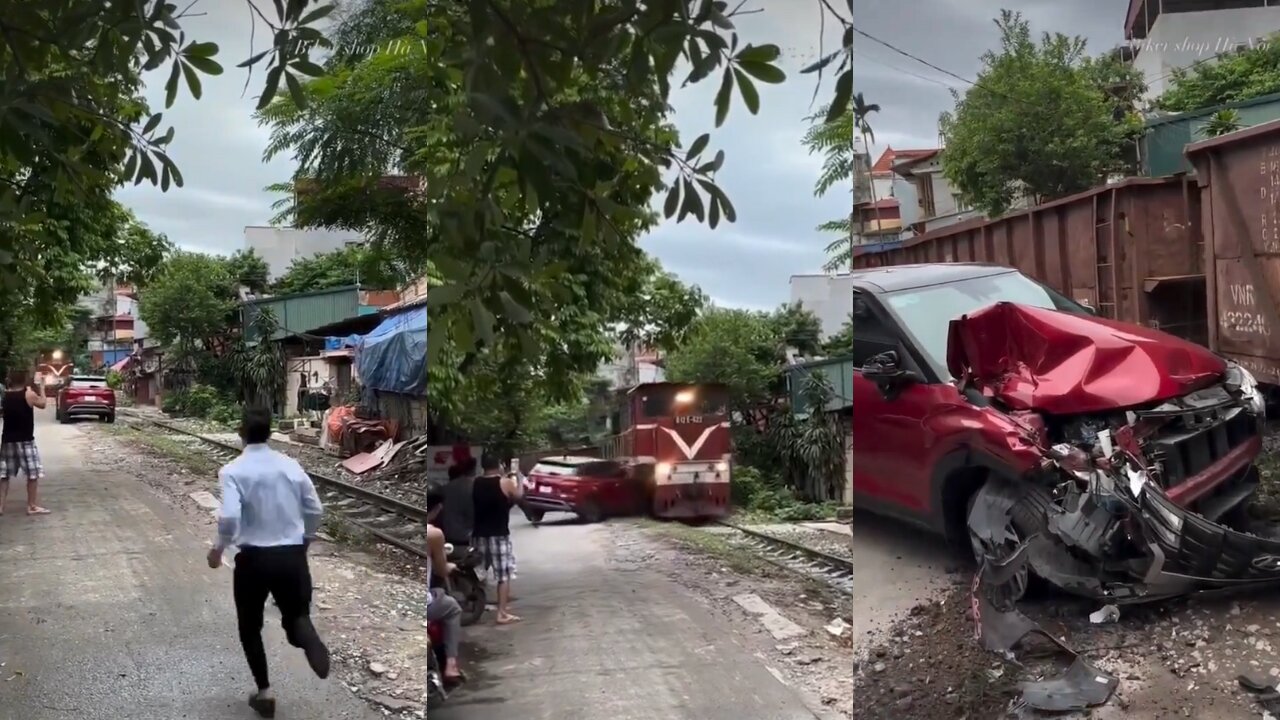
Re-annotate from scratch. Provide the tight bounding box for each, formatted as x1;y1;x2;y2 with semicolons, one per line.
1089;604;1120;624
825;617;851;639
1019;655;1119;712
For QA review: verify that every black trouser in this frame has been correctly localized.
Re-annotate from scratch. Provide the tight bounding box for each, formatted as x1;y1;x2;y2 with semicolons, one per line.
233;544;316;690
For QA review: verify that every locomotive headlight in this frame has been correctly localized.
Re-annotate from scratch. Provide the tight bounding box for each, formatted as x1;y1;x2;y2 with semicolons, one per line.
674;390;695;404
656;462;672;476
716;461;728;472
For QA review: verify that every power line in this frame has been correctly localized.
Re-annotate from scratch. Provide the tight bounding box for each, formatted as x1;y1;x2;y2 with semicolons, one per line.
854;48;959;90
849;24;1043;112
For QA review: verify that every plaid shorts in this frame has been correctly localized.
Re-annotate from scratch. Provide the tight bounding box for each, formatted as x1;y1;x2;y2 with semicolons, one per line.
0;441;42;481
473;535;517;583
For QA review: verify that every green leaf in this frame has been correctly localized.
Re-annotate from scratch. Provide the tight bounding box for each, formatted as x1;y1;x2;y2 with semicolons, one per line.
734;69;759;114
238;49;272;68
291;60;325;77
285;71;307;108
258;66;284;110
581;204;598;244
470;299;494;347
735;44;781;64
698;178;736;223
499;291;532;324
826;69;852;124
142;113;163;135
299;3;336;25
180;61;203;100
184;54;223;75
428;283;465;307
738;60;785;84
164;61;181;108
713;69;733;127
156;152;184;189
185;41;219;58
685;133;710;160
663;181;681;218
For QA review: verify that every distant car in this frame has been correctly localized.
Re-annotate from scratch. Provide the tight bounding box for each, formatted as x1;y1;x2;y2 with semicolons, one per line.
56;375;116;424
522;456;647;524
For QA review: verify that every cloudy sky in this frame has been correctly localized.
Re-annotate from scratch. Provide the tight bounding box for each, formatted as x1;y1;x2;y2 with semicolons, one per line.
115;0;1130;312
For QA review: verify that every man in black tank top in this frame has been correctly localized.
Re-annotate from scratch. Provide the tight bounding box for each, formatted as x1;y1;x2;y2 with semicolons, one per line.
472;452;523;624
0;370;50;515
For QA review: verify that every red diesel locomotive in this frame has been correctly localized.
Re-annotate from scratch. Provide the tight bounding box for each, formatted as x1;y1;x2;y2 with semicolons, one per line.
604;382;732;520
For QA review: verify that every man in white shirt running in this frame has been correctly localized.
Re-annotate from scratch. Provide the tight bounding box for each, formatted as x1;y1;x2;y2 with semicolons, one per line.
207;406;331;718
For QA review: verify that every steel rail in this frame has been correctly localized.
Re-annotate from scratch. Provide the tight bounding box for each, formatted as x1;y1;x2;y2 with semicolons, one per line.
716;519;854;592
120;412;429;558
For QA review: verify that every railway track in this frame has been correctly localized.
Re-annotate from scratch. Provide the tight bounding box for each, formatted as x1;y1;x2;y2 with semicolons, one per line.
716;520;854;594
119;412;429;559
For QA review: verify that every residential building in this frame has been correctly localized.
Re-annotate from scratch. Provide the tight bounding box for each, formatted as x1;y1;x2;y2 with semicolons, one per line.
891;149;984;236
80;281;142;369
847;147;943;249
244;225;366;281
597;343;664;390
1126;0;1280;101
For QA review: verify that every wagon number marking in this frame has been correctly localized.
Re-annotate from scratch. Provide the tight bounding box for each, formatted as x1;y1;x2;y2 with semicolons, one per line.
1223;283;1271;337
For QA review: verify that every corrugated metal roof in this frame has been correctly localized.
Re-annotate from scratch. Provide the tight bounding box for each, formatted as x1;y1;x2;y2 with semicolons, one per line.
242;286;361;341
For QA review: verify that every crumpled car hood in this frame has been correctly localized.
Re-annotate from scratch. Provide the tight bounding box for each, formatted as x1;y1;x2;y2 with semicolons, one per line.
946;302;1225;414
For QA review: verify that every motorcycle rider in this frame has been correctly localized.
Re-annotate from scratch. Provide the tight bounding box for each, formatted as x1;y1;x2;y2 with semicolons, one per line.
426;487;466;687
437;457;476;550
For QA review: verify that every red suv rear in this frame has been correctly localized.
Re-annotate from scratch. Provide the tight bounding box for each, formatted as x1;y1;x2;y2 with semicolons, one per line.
522;456;647;524
56;375;116;424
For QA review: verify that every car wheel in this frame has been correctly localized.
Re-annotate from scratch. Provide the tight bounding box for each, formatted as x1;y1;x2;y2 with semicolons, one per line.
525;508;545;525
578;501;604;524
966;482;1052;609
104;413;115;424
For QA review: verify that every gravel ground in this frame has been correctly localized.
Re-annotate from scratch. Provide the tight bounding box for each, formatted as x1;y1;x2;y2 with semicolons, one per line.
754;526;855;561
636;521;854;716
126;411;426;508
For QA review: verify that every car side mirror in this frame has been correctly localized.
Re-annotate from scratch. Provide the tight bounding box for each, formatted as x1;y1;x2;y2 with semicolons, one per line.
862;350;920;398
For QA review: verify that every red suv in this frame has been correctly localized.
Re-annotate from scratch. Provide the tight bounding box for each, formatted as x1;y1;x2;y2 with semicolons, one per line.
851;264;1270;603
56;375;117;424
522;456;647;524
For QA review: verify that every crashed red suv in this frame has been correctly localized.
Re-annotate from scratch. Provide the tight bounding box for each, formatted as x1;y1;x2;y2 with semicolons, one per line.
852;264;1269;604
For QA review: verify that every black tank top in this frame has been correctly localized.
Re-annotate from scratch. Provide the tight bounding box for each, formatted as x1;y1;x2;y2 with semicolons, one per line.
472;475;511;538
1;389;34;443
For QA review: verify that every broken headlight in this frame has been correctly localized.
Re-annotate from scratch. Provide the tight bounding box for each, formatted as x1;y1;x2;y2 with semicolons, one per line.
1224;364;1266;417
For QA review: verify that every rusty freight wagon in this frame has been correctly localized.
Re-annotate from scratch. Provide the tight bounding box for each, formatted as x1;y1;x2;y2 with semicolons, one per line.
852;176;1209;346
1187;118;1280;385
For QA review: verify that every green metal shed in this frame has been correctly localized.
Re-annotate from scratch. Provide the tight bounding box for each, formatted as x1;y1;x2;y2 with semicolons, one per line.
784;356;854;417
1141;92;1280;177
241;285;362;342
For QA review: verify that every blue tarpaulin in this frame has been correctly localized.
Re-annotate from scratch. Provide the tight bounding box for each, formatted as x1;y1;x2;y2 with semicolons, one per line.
324;335;362;351
355;306;426;396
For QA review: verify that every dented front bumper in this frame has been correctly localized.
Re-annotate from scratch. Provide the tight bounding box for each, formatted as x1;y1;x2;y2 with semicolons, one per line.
969;368;1277;603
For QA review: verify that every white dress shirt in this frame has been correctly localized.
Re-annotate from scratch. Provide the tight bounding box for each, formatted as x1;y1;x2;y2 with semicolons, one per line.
216;444;324;550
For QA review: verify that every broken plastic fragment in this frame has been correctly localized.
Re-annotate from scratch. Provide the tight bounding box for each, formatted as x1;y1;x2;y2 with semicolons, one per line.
1019;656;1119;711
1089;604;1120;624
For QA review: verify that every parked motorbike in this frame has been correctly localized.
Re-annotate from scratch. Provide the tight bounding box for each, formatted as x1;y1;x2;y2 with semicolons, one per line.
448;545;487;626
427;619;447;709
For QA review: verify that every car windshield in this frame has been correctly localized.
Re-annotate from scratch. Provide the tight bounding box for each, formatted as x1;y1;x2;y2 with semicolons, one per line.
883;272;1087;374
531;460;622;479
